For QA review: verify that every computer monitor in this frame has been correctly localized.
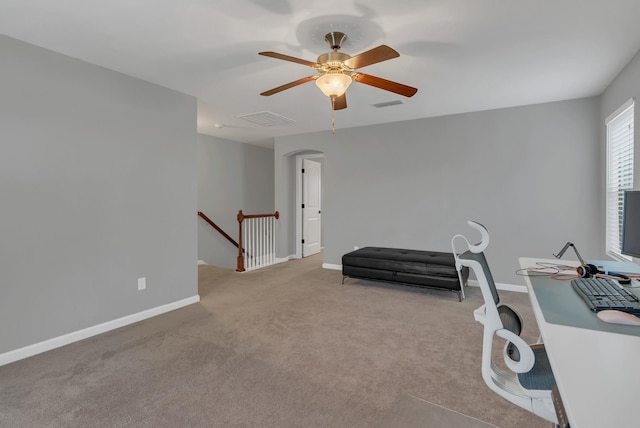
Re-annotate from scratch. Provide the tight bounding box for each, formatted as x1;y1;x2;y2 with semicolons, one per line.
622;190;640;258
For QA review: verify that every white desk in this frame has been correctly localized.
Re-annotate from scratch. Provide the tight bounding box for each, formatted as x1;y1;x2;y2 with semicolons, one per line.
520;258;640;428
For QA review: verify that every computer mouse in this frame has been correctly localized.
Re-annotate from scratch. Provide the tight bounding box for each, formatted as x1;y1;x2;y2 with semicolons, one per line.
597;310;640;326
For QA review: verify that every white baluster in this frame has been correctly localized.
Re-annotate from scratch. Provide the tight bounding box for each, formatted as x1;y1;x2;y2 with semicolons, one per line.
249;219;254;270
245;219;250;271
260;217;267;266
245;219;249;271
268;217;273;265
256;217;260;269
250;219;255;270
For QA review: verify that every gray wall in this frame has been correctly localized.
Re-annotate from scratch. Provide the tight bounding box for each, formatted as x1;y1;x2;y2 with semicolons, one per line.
0;36;198;354
198;134;274;269
275;97;604;285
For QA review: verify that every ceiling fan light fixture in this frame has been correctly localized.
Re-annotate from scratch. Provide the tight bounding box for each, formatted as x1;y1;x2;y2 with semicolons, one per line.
315;72;352;97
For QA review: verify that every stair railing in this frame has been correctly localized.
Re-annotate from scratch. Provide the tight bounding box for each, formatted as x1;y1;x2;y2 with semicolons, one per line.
197;211;239;249
237;210;279;272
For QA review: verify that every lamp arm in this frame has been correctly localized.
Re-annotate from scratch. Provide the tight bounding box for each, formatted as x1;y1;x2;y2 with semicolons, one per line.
553;241;586;266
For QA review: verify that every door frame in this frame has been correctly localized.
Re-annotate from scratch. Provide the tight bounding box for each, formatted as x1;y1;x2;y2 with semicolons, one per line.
295;153;324;259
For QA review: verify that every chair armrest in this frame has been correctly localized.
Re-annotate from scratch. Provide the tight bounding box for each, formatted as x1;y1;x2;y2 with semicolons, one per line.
473;304;486;324
495;328;535;373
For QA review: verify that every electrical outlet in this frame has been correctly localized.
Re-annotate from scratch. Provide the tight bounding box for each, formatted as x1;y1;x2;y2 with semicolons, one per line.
138;277;146;291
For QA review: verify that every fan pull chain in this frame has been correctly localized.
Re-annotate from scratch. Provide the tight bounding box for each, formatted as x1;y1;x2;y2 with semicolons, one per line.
332;111;336;135
331;96;336;135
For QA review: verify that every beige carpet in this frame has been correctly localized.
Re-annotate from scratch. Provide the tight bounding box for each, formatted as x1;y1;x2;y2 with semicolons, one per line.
0;255;548;427
377;394;501;428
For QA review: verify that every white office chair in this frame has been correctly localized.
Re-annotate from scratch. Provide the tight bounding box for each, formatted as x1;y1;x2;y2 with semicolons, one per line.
451;221;559;425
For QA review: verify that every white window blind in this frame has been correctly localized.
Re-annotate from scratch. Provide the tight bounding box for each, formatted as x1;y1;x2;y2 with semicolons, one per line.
606;99;634;259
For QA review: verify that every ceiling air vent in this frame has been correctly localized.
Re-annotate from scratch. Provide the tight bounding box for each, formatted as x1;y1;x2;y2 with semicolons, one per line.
372;100;404;108
237;111;296;126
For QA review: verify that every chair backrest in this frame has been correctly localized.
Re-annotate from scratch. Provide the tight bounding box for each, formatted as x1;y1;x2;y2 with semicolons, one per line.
452;221;500;306
459;249;500;306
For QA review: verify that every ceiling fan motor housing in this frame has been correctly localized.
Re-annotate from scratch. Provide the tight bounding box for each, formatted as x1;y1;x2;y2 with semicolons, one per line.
317;52;352;71
325;32;347;50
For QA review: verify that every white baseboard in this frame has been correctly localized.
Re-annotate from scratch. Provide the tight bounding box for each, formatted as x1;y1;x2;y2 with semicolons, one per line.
276;255;294;264
466;279;527;293
0;295;200;367
322;263;342;270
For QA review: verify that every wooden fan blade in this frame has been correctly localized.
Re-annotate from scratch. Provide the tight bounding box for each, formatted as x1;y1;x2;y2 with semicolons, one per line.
332;94;347;110
260;76;317;96
259;51;320;68
343;45;399;69
352;73;418;97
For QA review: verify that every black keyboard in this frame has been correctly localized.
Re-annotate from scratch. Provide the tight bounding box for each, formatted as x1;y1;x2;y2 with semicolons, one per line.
571;277;640;314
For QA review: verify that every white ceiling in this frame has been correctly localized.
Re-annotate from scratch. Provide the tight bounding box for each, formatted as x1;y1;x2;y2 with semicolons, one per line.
2;0;640;147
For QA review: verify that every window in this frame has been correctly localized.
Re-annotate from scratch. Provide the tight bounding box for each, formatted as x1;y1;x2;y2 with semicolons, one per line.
606;99;634;259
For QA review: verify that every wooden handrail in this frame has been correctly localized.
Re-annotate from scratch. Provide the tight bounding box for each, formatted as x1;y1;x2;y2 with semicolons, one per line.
237;210;279;272
197;211;239;249
237;211;280;221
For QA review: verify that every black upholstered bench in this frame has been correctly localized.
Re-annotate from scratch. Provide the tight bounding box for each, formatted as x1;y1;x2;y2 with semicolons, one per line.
341;247;469;301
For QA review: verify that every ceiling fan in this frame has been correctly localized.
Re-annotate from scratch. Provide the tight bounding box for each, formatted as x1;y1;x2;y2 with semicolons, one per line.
259;32;418;113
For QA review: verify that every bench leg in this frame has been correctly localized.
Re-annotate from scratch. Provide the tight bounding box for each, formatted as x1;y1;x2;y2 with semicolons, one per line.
455;268;467;301
342;275;348;285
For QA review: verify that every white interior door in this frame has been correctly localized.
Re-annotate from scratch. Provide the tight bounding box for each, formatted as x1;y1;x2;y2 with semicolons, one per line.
302;159;321;257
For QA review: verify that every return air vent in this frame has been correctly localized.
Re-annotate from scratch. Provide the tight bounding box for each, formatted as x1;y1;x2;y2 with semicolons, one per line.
237;111;296;126
372;100;404;108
